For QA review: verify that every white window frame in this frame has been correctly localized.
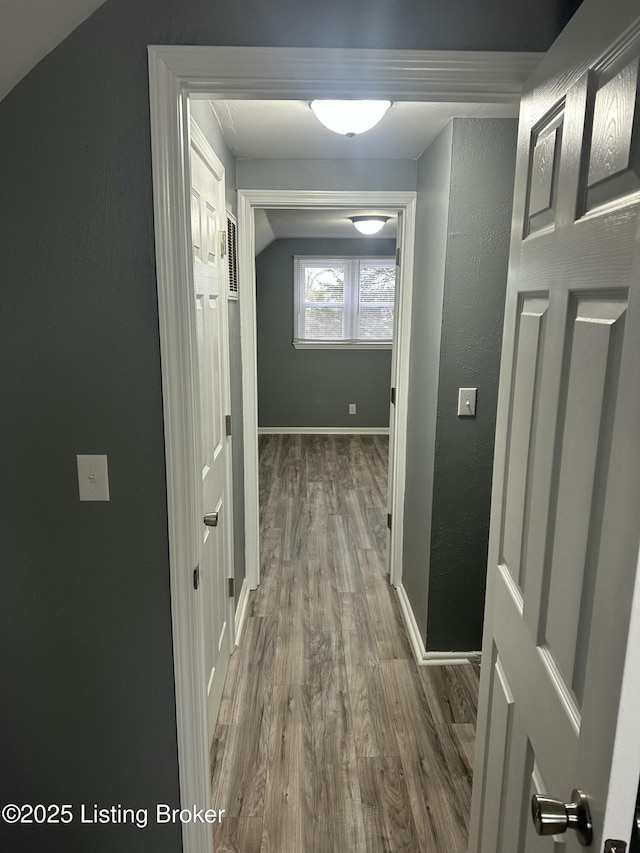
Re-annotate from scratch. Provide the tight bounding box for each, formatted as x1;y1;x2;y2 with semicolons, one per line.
293;255;395;349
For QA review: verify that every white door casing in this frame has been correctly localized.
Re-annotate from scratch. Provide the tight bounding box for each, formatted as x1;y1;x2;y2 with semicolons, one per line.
387;213;402;580
470;3;640;852
148;44;543;853
236;190;416;594
190;119;235;743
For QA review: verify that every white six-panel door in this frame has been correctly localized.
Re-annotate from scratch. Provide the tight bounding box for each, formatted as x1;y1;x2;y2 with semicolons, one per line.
190;120;234;746
470;2;640;851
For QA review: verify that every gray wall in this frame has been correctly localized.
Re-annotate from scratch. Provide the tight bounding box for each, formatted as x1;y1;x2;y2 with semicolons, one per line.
426;119;518;651
190;99;246;603
402;124;454;638
0;0;572;849
402;119;517;653
256;238;395;428
237;159;417;192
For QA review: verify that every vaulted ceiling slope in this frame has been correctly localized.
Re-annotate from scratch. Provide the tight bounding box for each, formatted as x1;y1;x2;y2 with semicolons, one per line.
0;0;108;102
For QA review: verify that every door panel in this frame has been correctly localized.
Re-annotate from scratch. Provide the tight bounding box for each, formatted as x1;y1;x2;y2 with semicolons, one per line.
470;3;640;850
190;121;234;746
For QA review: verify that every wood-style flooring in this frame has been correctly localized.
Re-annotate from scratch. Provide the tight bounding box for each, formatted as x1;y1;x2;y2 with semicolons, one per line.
211;434;480;852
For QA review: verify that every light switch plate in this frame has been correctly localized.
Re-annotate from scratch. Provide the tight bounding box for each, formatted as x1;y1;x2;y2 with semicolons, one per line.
457;388;477;417
77;454;110;501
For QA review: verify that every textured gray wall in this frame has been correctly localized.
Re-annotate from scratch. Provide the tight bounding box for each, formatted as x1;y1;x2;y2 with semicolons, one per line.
256;238;395;428
237;159;417;192
402;124;453;639
190;99;246;603
426;118;518;651
0;0;571;849
402;119;517;654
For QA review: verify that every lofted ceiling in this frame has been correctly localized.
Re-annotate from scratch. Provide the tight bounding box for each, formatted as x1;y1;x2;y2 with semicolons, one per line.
0;0;108;102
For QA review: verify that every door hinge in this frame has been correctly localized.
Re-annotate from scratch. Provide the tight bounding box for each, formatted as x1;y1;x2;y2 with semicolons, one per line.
387;513;392;530
228;577;235;597
225;414;232;436
193;566;200;590
220;230;227;257
396;246;401;266
391;386;396;405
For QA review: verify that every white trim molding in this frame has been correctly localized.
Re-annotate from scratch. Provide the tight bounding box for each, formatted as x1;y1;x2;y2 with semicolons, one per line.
151;45;543;102
258;427;390;435
239;189;416;598
293;342;393;350
234;578;250;647
396;584;481;667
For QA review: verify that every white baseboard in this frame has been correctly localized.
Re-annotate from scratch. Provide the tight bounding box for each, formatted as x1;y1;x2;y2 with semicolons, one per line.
234;577;250;646
258;426;390;435
395;583;481;667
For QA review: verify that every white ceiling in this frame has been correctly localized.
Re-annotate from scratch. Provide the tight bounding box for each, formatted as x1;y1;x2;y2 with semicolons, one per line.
215;98;518;244
0;0;107;102
264;208;397;242
210;99;518;160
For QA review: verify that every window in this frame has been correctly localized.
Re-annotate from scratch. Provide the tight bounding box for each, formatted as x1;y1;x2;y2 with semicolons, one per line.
293;255;396;348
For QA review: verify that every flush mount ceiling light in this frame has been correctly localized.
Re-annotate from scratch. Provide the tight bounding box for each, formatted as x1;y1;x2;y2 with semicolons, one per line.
309;100;392;136
349;216;390;235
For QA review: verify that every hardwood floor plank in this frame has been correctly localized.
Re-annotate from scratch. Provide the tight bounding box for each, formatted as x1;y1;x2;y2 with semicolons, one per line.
364;504;388;557
345;663;378;758
355;548;386;581
282;497;309;562
306;481;328;534
251;528;284;616
381;659;472;852
342;591;379;671
345;489;375;549
308;532;341;633
329;514;364;594
274;562;309;686
363;574;413;660
305;434;324;483
324;471;349;514
213;616;277;816
358;756;421;852
213;817;263;853
346;662;399;759
313;759;367;853
418;663;480;725
261;684;314;852
307;631;353;767
210;724;228;787
450;722;476;774
217;648;241;726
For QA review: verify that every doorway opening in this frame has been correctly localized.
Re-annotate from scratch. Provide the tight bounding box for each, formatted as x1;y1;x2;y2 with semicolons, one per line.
148;44;539;853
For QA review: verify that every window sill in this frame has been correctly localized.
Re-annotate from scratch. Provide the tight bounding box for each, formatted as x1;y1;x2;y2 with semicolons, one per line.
293;341;392;350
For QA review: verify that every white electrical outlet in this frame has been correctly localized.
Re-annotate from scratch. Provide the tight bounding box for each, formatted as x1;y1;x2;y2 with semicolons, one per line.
349;403;357;415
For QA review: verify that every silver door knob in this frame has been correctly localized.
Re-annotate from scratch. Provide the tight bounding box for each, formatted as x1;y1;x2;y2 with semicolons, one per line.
531;789;593;846
203;512;219;527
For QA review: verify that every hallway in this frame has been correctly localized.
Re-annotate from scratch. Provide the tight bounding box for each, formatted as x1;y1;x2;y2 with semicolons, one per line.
211;434;480;852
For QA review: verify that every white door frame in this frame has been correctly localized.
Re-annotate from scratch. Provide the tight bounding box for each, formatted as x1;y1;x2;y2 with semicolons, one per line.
238;189;416;593
147;43;542;853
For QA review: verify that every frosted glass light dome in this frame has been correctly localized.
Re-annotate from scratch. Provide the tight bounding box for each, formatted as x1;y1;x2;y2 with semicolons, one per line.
349;216;390;235
310;100;392;136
